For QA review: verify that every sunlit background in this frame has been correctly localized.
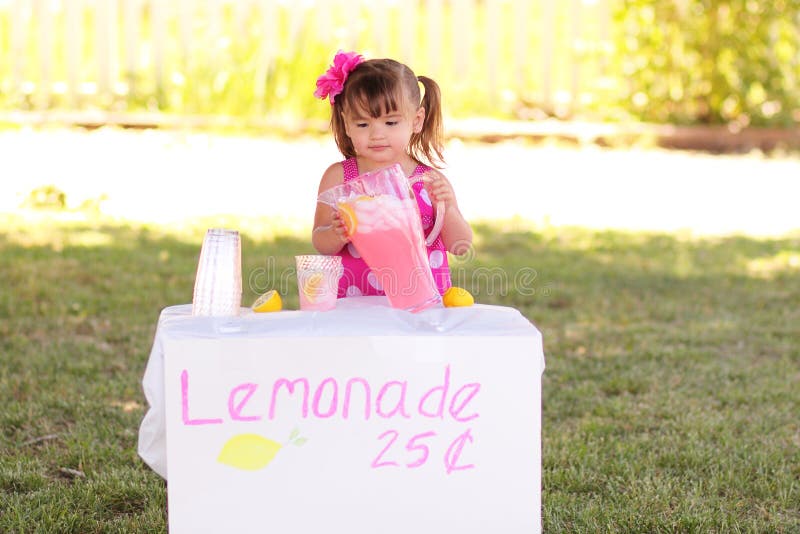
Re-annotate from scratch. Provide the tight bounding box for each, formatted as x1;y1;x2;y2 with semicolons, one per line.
1;0;799;234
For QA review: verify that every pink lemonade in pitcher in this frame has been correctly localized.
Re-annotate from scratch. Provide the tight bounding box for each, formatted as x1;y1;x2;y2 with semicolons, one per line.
338;193;440;312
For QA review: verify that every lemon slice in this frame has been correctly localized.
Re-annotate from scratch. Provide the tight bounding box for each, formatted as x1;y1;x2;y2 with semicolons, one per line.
338;204;358;236
251;290;282;312
302;272;324;302
442;286;474;307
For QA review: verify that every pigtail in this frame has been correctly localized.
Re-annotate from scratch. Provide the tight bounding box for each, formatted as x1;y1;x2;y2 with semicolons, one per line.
411;76;445;168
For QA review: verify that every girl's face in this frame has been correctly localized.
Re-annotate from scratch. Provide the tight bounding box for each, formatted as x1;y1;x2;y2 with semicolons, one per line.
342;97;425;168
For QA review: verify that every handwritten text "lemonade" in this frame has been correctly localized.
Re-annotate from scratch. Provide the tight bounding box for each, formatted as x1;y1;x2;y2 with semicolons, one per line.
181;364;480;473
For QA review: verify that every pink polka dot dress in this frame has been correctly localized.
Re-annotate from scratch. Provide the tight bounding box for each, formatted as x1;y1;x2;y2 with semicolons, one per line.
336;158;452;298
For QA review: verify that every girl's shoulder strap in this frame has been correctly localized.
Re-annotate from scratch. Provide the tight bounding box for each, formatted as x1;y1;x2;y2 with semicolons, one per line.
411;163;431;179
342;158;359;182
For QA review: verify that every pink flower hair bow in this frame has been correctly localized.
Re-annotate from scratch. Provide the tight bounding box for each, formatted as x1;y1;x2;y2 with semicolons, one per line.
314;51;364;105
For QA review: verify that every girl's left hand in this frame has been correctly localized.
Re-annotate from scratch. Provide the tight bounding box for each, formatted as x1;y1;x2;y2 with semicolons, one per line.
424;170;457;209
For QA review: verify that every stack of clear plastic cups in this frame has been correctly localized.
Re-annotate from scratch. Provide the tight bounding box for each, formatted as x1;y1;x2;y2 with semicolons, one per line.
192;229;242;316
295;255;343;311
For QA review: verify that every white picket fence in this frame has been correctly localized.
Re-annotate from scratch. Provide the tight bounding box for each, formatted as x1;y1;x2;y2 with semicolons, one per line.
2;0;614;116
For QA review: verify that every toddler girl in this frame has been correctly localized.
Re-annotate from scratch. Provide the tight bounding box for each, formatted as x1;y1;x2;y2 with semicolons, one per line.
312;51;472;298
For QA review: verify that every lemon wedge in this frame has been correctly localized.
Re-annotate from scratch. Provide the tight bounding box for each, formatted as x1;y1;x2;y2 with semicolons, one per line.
251;290;282;313
442;286;474;307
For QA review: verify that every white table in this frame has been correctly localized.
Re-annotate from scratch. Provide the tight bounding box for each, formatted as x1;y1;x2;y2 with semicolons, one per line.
138;296;545;534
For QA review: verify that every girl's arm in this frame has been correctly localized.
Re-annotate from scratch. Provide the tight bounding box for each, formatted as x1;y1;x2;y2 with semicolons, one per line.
312;163;350;255
425;171;473;256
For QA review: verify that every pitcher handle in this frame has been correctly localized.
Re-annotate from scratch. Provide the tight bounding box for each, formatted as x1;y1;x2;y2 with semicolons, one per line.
426;200;445;246
409;173;445;247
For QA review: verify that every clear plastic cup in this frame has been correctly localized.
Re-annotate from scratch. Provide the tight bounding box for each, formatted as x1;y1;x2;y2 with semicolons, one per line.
295;255;343;311
192;229;242;316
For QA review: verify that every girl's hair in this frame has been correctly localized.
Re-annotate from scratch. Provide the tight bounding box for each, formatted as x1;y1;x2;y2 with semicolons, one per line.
330;58;445;168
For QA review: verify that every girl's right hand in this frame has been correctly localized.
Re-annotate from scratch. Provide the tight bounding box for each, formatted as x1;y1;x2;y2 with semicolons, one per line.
331;210;350;244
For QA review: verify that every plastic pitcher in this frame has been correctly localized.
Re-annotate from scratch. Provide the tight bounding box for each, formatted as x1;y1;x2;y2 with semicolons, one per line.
317;164;441;313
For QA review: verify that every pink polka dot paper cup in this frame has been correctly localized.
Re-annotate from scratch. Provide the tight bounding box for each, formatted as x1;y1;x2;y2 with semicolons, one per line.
295;255;343;312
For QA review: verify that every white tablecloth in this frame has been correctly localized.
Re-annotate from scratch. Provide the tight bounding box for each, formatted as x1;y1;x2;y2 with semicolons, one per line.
138;296;545;479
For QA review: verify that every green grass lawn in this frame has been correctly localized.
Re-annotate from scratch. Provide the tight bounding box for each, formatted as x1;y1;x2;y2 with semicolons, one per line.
1;213;798;533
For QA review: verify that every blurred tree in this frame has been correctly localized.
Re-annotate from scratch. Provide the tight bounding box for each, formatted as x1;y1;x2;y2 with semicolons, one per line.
615;0;800;126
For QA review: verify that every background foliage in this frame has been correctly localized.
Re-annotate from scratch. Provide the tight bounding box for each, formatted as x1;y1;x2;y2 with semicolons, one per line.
615;0;800;126
0;0;798;127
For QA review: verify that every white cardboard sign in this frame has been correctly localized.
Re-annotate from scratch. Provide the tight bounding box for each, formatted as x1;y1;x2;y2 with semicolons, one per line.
164;335;543;533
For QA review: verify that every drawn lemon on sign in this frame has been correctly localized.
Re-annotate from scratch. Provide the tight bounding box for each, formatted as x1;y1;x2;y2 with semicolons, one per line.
217;429;307;471
217;433;283;471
